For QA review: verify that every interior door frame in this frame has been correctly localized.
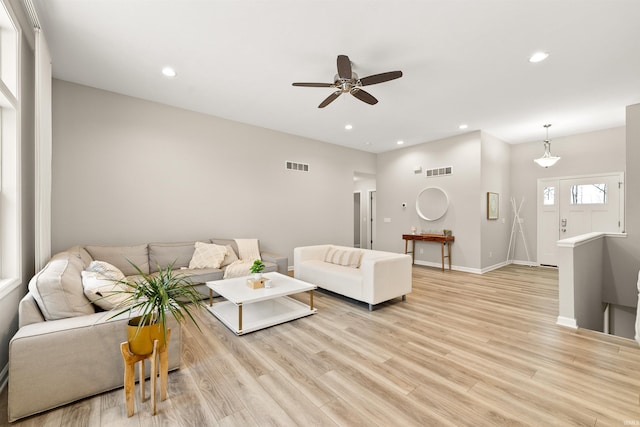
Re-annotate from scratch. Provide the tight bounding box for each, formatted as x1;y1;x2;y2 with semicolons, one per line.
368;190;376;249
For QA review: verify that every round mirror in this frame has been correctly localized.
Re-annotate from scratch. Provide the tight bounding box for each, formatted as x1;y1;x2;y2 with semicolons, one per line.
416;187;449;221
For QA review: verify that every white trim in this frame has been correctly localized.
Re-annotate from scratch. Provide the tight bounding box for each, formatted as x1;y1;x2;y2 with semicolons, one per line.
556;316;578;329
0;277;20;299
413;259;482;274
557;232;626;248
509;259;538;267
34;29;52;270
480;260;509;274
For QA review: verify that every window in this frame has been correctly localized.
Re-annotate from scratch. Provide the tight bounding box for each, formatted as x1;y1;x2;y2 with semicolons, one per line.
543;186;555;205
0;0;20;293
570;184;607;205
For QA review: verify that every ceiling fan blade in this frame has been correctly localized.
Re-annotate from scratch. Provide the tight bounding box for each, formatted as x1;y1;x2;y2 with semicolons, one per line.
318;91;342;108
359;71;403;86
350;88;378;105
292;82;334;88
337;55;352;79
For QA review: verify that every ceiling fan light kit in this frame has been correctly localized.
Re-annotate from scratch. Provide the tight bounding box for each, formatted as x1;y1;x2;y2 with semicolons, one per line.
534;124;561;168
292;54;403;108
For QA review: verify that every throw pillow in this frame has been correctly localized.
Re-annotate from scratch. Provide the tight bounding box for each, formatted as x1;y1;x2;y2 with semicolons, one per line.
324;247;363;268
189;242;227;269
81;270;130;310
221;244;239;267
86;260;125;279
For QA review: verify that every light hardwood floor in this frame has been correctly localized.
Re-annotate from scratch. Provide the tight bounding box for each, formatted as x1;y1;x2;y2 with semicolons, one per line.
2;264;640;426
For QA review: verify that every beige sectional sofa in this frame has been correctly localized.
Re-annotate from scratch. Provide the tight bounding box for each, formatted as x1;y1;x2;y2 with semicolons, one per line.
8;238;287;422
294;244;412;310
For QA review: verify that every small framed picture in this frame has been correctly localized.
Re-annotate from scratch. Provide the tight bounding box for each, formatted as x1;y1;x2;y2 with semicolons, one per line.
487;192;499;220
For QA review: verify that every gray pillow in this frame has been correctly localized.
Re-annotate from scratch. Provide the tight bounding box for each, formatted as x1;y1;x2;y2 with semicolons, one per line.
85;244;149;276
148;241;197;273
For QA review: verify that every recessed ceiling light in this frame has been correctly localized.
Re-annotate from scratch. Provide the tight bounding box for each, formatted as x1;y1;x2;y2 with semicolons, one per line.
162;67;177;78
459;124;468;130
529;52;549;63
397;140;404;145
345;124;353;130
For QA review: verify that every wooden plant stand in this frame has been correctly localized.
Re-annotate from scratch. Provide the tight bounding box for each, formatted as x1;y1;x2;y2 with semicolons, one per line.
120;329;170;417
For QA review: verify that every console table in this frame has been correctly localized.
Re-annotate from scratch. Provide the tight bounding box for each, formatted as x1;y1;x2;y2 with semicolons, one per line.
402;234;455;271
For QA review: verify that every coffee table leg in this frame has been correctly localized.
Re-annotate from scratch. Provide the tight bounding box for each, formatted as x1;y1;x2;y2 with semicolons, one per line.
238;303;243;333
209;289;213;307
309;290;314;310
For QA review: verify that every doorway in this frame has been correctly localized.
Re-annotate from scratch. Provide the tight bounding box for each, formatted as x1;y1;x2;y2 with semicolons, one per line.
353;172;376;249
537;172;624;266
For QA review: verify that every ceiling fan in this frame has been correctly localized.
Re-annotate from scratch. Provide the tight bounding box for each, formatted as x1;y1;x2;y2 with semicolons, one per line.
292;55;403;108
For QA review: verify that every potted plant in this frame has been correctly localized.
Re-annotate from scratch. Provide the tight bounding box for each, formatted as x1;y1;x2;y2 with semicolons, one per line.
249;259;265;280
111;262;204;356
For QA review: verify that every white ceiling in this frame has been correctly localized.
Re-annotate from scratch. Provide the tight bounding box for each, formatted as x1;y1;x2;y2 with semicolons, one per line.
32;0;640;153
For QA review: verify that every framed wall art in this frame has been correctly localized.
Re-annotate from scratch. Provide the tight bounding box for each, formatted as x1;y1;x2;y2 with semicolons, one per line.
487;192;499;220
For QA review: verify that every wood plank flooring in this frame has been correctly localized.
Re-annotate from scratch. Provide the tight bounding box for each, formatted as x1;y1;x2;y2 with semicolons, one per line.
2;264;640;426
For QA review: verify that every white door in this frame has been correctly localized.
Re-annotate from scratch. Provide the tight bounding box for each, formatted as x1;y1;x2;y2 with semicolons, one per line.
537;173;624;266
537;179;560;266
559;174;623;239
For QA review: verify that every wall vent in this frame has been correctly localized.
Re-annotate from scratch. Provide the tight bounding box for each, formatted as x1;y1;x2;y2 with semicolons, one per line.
425;166;452;178
285;161;309;172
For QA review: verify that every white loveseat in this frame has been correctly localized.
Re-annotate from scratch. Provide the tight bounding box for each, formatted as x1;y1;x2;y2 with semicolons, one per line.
294;245;412;310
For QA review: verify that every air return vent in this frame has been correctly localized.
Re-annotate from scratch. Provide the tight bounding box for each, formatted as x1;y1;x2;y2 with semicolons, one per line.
425;166;452;178
285;161;309;172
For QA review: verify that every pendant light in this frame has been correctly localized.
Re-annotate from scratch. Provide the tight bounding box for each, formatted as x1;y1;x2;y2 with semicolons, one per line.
534;124;560;168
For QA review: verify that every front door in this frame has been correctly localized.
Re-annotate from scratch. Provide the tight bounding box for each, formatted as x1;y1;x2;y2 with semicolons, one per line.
537;173;624;267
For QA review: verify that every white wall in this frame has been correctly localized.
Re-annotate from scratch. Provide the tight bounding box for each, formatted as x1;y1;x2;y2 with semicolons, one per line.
376;132;482;271
480;131;511;269
509;126;626;263
601;104;640;318
51;80;376;266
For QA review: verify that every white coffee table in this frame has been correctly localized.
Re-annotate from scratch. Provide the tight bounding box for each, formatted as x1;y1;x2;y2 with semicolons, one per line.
205;272;317;335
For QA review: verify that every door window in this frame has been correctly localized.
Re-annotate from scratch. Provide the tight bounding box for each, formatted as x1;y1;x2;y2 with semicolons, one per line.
543;186;555;205
570;184;607;205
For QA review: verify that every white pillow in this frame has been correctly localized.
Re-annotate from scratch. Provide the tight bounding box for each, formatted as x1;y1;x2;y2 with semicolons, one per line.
86;260;126;279
324;247;363;268
81;267;130;310
189;242;227;269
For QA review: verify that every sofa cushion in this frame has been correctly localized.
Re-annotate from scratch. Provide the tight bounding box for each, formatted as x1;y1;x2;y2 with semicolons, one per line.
148;241;196;273
221;244;239;267
324;246;363;268
85;244;149;276
210;238;238;257
28;251;95;321
176;268;224;284
189;242;227;269
296;259;363;300
68;245;93;268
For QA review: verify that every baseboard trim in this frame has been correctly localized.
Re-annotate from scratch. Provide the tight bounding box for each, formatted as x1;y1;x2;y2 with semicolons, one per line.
510;260;538;267
413;260;482;274
480;261;509;274
556;316;578;329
